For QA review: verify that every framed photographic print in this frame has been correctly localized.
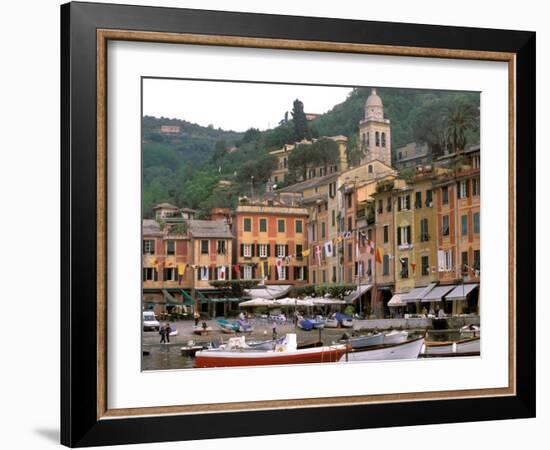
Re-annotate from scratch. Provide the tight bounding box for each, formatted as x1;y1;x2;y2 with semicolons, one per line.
61;1;536;447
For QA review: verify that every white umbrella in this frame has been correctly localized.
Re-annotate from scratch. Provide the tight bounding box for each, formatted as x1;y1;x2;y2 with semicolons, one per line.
238;298;275;307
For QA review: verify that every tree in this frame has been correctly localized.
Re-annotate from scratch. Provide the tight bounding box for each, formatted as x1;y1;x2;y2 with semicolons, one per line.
291;99;310;141
443;101;479;153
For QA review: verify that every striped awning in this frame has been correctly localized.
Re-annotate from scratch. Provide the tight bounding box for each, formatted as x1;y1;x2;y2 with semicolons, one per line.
388;293;407;307
401;283;437;303
445;283;479;301
421;285;455;302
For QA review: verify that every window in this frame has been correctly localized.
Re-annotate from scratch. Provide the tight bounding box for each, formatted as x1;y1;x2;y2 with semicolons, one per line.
425;189;433;207
381;132;386;147
294;266;305;281
442;186;449;205
473;154;480;169
143;267;156;281
329;182;336;198
243;218;252;232
442;215;450;236
420;218;429;242
368;164;373;174
442;249;454;271
397;225;411;246
295;219;303;233
458;180;469;199
461;215;468;236
400;257;409;278
367;228;373;240
473;250;481;271
312;270;316;284
348;217;352;231
201;240;209;254
143;239;155;255
311;224;316;241
386;197;392;212
332;266;337;283
398;194;410;211
243;265;252;280
258;244;268;258
346;193;352;208
383;225;389;243
472;178;480;196
415;191;422;209
296;244;303;258
382;254;390;276
322;270;326;283
375;131;380;146
243;244;252;258
366;133;370;147
461;251;469;275
321;222;326;239
421;256;429;276
331;209;335;227
259;218;267;232
276;244;287;258
367;259;372;277
347;243;353;262
217;240;226;254
283;157;288;168
166;240;176;255
163;267;176;281
277;219;285;233
377;200;383;214
473;212;480;234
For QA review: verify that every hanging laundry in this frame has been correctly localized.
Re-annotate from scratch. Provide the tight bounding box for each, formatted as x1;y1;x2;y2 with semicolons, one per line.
366;238;375;255
177;263;186;285
355;242;361;259
315;245;322;266
234;264;240;276
200;266;209;281
437;250;446;272
218;266;226;280
411;262;416;273
302;248;310;257
324;240;334;257
275;258;284;279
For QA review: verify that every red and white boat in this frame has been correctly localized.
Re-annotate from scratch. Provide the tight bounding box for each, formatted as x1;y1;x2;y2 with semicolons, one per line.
194;334;347;368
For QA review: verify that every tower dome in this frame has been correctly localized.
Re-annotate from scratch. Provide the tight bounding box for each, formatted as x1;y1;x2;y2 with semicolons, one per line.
364;88;384;121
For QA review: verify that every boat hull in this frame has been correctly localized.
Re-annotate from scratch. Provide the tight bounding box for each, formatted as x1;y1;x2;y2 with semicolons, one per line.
347;333;384;349
342;338;424;362
422;337;480;355
195;345;347;368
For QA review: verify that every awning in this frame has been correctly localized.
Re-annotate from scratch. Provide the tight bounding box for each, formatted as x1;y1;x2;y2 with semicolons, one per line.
344;284;372;303
244;285;292;299
162;289;179;305
388;293;407;307
445;283;479;301
401;283;437;303
179;289;195;306
421;285;455;302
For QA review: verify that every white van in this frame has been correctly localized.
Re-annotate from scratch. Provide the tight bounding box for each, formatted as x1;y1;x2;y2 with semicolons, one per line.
143;311;160;331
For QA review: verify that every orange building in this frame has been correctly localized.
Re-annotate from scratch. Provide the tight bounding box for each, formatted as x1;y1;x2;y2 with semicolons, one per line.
234;201;308;285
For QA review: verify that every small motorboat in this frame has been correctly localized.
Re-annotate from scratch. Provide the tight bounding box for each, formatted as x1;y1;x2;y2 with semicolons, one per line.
217;319;238;334
325;312;354;328
237;319;254;333
194;334;348;368
169;328;179;337
383;330;408;344
460;324;480;338
341;336;425;362
421;336;480;356
342;332;384;349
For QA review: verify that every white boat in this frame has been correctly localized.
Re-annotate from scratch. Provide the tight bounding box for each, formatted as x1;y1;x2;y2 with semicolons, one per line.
421;337;480;356
343;333;384;349
383;330;408;344
325;313;354;328
341;337;424;362
460;324;480;338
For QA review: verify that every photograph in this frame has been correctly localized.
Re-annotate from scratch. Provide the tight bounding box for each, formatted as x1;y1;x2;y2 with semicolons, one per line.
140;79;481;370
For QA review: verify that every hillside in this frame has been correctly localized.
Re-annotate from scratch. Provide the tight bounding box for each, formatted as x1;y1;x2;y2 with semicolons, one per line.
142;87;480;218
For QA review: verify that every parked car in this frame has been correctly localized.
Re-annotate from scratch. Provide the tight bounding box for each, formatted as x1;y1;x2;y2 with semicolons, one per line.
143;311;160;331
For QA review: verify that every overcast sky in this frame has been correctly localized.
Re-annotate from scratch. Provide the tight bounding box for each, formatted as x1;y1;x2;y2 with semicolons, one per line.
143;78;353;132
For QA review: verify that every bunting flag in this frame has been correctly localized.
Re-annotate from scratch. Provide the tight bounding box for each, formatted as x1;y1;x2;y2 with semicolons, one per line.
177;263;186;285
233;264;240;276
324;240;334;257
275;258;284;279
260;261;265;279
376;247;384;264
315;245;322;266
200;266;209;281
366;238;375;255
302;248;310;257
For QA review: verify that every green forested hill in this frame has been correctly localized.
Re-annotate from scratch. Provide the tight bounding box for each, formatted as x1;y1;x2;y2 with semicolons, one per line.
142;88;479;218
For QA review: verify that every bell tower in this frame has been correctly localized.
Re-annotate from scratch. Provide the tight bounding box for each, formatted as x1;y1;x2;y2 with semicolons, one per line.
358;88;392;167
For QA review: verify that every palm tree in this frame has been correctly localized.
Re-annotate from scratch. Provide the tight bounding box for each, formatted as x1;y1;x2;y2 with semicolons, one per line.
443;102;478;153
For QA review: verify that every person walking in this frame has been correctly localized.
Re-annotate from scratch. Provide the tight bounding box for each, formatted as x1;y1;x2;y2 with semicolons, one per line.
193;310;200;327
160;323;172;344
